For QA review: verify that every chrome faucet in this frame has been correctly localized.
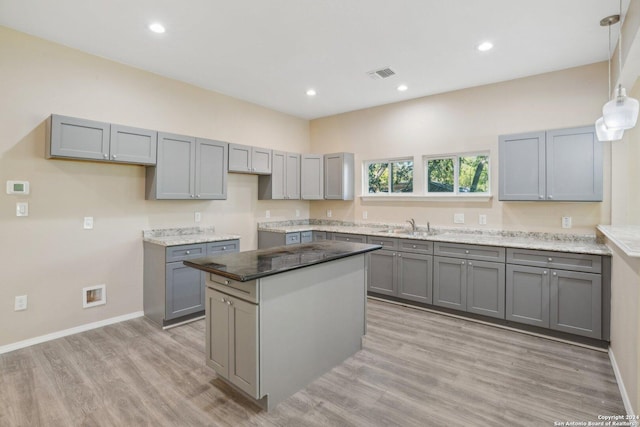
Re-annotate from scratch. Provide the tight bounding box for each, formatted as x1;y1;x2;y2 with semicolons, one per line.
407;218;416;232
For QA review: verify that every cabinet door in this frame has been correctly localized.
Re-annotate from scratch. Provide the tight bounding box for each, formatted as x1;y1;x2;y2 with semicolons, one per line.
195;138;228;200
301;154;324;200
324;153;354;200
498;131;545;201
285;153;301;199
506;265;549;327
154;133;196;199
206;288;229;377
252;147;272;174
165;261;205;320
433;256;467;311
467;260;505;319
300;231;313;243
546;126;602;201
397;252;432;304
550;270;602;339
332;233;366;243
49;115;110;160
312;231;327;241
228;295;260;398
110;124;157;165
269;151;286;199
228;143;252;172
368;249;396;296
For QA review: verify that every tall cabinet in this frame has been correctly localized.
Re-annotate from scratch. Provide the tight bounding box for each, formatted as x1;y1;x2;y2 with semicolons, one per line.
258;151;301;200
145;132;228;200
499;125;602;201
324;152;354;200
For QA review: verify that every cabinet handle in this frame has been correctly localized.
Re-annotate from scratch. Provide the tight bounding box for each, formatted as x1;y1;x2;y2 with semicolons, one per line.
543;271;548;275
548;257;553;262
186;250;191;255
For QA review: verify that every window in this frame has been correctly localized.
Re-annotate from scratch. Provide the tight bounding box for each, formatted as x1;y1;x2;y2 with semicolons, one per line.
425;153;489;195
366;159;414;194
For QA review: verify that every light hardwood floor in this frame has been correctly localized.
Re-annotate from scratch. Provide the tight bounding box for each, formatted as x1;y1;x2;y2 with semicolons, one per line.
0;299;625;426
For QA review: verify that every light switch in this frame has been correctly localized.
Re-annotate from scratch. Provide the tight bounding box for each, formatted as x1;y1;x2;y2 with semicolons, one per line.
16;202;28;217
83;217;94;229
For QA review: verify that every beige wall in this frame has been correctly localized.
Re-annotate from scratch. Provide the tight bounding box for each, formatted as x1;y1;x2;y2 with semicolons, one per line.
0;26;310;347
309;63;610;233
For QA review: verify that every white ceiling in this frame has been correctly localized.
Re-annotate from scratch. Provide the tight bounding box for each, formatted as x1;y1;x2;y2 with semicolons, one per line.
0;0;630;119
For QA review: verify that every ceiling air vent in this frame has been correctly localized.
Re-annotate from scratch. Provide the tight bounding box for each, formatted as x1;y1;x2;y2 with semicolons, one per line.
367;67;396;79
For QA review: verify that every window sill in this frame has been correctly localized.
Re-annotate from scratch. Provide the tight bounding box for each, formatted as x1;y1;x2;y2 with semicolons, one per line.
360;194;493;202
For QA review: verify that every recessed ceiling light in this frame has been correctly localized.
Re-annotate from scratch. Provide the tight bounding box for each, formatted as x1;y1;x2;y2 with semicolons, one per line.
397;84;408;92
149;23;166;34
477;41;493;52
306;89;317;96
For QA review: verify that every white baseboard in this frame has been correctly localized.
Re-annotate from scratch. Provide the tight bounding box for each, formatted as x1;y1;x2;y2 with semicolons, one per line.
0;311;144;355
609;347;636;416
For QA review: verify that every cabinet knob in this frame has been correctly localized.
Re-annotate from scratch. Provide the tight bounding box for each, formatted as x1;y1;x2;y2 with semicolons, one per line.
412;245;416;248
346;238;350;241
548;195;553;199
196;194;201;198
220;297;226;303
103;153;108;159
186;250;191;255
539;195;544;199
465;250;469;254
190;195;195;198
543;271;548;275
392;253;396;256
398;254;402;257
227;300;233;306
552;272;557;276
112;155;117;159
548;257;553;262
461;261;465;265
222;247;226;250
468;262;473;266
224;280;230;285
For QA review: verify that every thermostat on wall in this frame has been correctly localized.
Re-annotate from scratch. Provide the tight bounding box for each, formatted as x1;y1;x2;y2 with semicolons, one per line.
6;181;30;195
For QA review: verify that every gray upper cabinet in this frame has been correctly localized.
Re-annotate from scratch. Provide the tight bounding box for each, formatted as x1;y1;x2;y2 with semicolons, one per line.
47;114;157;165
258;151;300;200
146;132;228;200
228;143;272;174
499;125;602;201
301;154;324;200
324;152;354;200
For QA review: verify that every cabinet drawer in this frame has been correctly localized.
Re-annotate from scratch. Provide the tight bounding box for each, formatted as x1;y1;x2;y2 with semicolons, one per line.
367;236;398;249
301;231;313;243
399;239;433;254
434;242;505;262
208;274;258;304
286;232;301;245
506;248;601;274
207;240;239;255
332;233;366;243
166;244;207;262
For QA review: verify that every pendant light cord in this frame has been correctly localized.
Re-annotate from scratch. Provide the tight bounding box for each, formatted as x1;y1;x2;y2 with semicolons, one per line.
618;0;623;95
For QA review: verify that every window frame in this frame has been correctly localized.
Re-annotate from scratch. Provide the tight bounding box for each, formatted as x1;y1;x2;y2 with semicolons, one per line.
363;156;415;196
423;151;490;196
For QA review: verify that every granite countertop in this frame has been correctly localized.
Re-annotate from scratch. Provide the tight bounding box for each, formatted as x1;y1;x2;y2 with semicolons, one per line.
184;240;382;282
597;225;640;258
258;220;611;256
143;226;241;246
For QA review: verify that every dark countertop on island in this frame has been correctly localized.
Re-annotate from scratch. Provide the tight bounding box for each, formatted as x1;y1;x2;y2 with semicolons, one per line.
183;240;382;282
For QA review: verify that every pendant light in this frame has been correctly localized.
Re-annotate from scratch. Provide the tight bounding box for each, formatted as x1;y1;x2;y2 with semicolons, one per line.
595;13;624;141
602;0;639;131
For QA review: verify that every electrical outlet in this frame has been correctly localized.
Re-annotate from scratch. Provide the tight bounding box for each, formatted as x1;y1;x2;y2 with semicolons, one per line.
15;295;27;311
454;213;465;224
194;212;201;222
265;210;270;218
562;216;572;229
83;216;94;229
362;211;368;220
479;214;487;225
16;202;28;217
327;209;332;218
295;209;300;218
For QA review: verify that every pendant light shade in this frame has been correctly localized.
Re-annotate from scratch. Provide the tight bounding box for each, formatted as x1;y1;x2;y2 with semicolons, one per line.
602;85;640;130
595;116;624;141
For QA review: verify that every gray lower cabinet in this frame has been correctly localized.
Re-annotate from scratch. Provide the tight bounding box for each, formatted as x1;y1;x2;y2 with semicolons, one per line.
506;264;602;338
499;125;602;201
433;242;506;319
366;237;433;304
146;133;228;200
329;232;366;243
324;152;354;200
228;143;272;174
206;287;259;398
258;230;322;248
301;154;324;200
47;114;157;165
258;151;300;200
143;239;239;326
312;231;327;241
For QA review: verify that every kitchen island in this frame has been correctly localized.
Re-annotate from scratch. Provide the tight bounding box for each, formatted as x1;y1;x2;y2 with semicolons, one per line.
184;240;381;411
